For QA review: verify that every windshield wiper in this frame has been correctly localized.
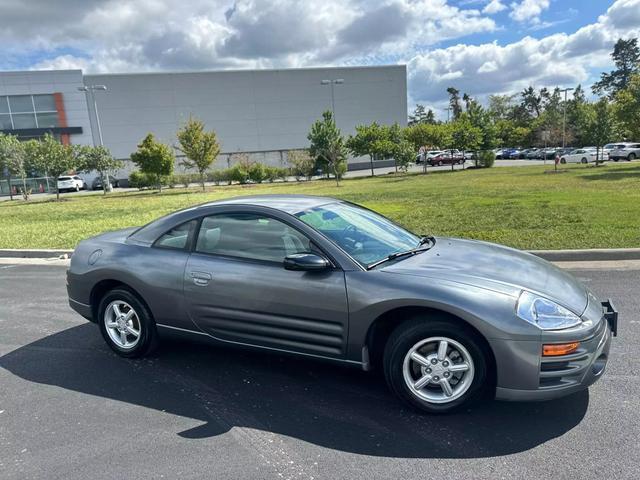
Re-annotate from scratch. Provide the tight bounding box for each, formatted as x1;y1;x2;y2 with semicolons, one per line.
366;236;436;270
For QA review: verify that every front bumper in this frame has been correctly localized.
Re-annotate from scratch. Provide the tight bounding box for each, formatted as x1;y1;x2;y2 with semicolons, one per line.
494;299;616;402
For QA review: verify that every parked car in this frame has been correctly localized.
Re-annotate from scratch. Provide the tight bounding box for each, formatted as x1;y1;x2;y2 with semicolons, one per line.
416;150;444;164
500;148;518;159
608;143;640;161
92;175;120;191
57;175;86;193
560;148;600;164
603;143;621;156
428;152;465;166
506;149;523;159
67;195;617;413
542;148;561;160
525;148;541;159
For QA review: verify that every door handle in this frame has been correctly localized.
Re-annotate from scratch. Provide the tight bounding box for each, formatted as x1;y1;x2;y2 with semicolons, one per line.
190;271;212;286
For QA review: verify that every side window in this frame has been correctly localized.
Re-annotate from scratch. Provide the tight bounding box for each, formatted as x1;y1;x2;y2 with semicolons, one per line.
195;213;311;263
155;220;197;250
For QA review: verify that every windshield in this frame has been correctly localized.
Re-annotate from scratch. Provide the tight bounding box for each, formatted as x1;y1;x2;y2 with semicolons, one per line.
295;202;420;268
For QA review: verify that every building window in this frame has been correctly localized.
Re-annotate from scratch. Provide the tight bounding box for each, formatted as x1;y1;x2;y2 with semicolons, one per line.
0;94;59;130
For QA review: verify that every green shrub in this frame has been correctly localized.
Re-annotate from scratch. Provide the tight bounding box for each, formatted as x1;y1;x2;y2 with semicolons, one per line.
288;150;316;180
128;170;152;190
228;163;250;184
248;162;267;183
476;150;496;168
172;173;196;188
208;169;230;185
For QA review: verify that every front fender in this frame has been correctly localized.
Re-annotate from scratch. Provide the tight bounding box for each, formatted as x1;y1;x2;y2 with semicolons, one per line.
344;270;541;362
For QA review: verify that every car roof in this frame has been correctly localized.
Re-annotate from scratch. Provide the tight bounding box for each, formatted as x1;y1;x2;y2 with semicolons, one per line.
199;194;339;214
128;195;342;245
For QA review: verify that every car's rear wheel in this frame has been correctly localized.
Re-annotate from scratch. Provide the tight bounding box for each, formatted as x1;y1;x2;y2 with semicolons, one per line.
628;153;636;161
98;288;158;357
437;160;443;166
581;157;587;164
383;318;489;413
561;158;566;164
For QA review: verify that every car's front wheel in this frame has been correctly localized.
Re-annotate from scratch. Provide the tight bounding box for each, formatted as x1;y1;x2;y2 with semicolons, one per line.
384;318;489;413
98;288;158;357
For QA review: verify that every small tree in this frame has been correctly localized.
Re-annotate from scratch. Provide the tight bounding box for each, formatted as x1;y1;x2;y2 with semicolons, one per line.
288;149;316;181
176;117;221;191
77;145;123;195
27;134;77;200
450;115;481;171
308;111;348;186
346;122;387;176
585;98;615;167
0;133;24;200
613;73;640;141
393;139;415;173
130;134;175;192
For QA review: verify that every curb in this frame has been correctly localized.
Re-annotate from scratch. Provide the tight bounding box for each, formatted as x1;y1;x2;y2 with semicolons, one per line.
530;248;640;262
0;249;73;259
1;247;640;262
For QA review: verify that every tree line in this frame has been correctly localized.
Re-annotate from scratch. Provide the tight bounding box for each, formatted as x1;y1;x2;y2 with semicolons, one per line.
408;38;640;150
0;133;122;200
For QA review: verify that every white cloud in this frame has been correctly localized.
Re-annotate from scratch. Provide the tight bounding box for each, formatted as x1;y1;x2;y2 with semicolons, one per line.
1;0;640;119
407;0;640;110
483;0;507;14
509;0;550;23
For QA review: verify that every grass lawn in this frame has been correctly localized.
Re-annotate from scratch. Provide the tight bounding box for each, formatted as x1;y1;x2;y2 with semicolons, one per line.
1;163;639;250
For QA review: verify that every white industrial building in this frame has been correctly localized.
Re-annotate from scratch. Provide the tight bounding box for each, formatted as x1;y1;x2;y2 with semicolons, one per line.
1;65;407;191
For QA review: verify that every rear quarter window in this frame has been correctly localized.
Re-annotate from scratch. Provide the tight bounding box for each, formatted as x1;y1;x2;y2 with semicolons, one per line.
154;220;197;250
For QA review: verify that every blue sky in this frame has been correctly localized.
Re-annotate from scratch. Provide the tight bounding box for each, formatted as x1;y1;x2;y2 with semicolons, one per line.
0;0;638;116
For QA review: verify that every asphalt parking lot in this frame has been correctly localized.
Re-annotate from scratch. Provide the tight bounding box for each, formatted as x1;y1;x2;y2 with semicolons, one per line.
1;263;638;479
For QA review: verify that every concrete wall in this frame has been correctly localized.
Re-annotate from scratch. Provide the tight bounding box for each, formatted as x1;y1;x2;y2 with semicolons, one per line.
0;69;93;147
85;65;407;163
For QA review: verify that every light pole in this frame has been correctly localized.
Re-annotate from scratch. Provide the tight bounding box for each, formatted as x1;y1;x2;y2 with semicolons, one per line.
320;79;344;118
443;106;451;123
560;87;574;149
78;85;110;191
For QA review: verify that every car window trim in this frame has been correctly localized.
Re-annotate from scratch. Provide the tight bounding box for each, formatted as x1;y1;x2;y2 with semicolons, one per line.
190;210;339;269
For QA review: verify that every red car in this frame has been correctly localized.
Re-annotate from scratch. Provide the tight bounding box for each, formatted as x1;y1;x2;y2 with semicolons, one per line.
428;152;465;166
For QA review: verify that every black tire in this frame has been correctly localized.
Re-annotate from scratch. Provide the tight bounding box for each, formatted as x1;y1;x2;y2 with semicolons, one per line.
383;317;489;413
437;160;443;166
97;288;158;358
581;158;587;164
628;153;636;161
561;158;566;164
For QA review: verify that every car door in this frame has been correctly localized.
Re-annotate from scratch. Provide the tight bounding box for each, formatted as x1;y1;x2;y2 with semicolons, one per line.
183;211;350;359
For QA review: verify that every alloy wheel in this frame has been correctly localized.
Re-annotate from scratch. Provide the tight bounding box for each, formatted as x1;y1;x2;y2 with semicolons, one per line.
104;300;142;350
402;336;475;404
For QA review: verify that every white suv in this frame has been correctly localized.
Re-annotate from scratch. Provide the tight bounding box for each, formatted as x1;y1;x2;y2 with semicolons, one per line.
608;143;640;161
57;175;86;193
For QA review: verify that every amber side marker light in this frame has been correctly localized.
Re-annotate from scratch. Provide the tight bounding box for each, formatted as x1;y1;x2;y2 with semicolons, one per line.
543;342;580;356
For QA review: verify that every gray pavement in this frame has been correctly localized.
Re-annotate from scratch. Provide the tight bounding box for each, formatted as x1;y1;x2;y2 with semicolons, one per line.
1;263;638;479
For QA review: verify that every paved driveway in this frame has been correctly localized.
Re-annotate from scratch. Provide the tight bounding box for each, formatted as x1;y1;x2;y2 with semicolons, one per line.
0;264;638;479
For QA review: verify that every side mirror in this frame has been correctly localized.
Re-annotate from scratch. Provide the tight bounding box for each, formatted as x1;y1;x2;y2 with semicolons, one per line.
283;253;331;271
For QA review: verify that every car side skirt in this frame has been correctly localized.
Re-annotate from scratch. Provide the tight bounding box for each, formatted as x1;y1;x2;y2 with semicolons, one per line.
156;323;367;369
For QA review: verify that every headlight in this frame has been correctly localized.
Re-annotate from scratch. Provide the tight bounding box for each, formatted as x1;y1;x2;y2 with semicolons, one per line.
516;291;582;330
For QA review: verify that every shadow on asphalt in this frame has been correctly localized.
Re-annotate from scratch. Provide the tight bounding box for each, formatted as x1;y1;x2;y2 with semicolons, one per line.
0;323;589;459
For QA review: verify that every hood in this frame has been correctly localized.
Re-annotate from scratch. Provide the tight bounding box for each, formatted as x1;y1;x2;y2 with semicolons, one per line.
88;226;140;245
381;237;588;314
